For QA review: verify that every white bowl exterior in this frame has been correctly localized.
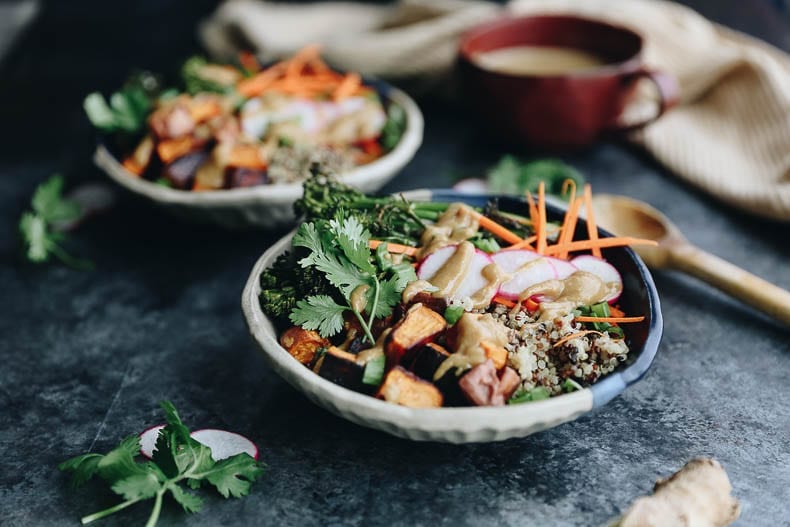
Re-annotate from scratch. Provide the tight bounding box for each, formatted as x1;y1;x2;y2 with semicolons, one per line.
94;87;424;229
242;232;594;443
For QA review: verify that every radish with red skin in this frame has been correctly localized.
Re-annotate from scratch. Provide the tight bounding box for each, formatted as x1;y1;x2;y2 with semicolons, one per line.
417;244;498;306
496;258;557;301
491;249;542;274
545;257;578;280
571;255;623;304
139;425;259;461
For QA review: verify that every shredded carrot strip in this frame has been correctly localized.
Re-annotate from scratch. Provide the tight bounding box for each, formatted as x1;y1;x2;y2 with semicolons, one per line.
544;237;659;256
555;198;582;260
552;331;604;348
561;179;577;202
492;296;517;308
583;184;601;258
368;240;417;256
505;234;538;251
536;182;547;254
238;51;260;73
237;65;285;97
609;306;626;318
575;316;645;323
475;213;523;245
333;73;361;101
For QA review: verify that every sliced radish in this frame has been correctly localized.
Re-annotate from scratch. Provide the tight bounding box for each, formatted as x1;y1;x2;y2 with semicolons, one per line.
139;424;165;459
138;425;259;461
191;429;259;461
496;257;557;301
452;178;488;194
545;257;578;280
571;255;623;304
417;244;497;305
491;249;542;273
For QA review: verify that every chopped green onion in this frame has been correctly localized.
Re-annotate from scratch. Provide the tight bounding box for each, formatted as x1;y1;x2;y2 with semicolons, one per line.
563;378;583;392
508;386;551;405
469;236;501;253
278;136;294;147
444;306;465;325
154;178;172;187
362;354;385;386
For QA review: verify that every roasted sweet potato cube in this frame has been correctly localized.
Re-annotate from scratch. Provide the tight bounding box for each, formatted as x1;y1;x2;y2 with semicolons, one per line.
458;359;505;406
481;340;508;370
317;346;365;391
497;367;521;400
375;366;443;408
409;343;450;381
279;326;329;366
385;304;446;368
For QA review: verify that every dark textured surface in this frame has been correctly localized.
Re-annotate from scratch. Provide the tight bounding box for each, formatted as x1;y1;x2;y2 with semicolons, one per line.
1;1;789;526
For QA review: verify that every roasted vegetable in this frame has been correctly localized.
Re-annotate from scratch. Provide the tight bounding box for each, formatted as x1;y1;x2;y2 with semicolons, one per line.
225;167;268;188
458;360;506;406
497;367;521;400
280;326;330;366
375;366;443;408
385;304;446;369
480;341;508;371
163;151;209;189
317;346;365;391
408;343;450;381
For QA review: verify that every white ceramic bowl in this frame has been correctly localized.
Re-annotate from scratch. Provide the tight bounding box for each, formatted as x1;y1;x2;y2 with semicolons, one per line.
241;191;662;443
93;87;423;229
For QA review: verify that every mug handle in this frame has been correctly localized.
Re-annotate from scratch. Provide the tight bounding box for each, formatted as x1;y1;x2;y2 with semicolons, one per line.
608;69;680;132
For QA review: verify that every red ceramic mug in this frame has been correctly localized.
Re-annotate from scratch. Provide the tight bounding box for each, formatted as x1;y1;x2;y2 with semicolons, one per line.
458;15;680;149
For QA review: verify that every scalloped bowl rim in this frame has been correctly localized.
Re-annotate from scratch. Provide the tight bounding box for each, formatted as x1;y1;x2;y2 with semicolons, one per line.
93;86;423;207
241;191;663;442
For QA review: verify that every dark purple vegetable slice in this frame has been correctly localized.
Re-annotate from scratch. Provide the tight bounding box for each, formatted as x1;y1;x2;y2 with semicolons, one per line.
162;151;209;189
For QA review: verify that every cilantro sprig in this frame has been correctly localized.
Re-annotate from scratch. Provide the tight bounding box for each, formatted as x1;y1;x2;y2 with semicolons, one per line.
59;401;264;527
289;215;416;345
18;175;92;269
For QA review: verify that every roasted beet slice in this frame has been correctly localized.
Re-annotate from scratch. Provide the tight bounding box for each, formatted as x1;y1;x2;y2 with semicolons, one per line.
408;343;450;381
497;367;521;400
224;167;268;188
162;151;209;189
317;346;365;392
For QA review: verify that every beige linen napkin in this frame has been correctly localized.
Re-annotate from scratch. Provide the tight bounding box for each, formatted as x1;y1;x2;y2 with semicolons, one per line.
201;0;790;221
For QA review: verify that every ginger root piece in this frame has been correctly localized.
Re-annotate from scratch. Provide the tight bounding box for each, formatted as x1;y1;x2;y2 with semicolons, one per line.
616;458;740;527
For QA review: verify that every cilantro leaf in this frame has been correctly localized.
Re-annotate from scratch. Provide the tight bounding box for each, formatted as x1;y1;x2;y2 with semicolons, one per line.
203;454;265;499
169;485;204;513
290;295;347;337
19;212;50;262
60;401;265;527
31;174;81;223
330;216;375;274
293;222;369;297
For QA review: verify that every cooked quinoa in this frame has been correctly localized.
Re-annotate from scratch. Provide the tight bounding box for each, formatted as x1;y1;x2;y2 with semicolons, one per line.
489;304;630;395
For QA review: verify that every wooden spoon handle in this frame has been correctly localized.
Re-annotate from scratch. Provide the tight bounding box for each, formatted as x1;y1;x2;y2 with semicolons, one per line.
669;245;790;325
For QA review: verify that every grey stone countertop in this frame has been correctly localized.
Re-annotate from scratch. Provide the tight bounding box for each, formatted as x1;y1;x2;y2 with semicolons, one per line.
0;1;788;526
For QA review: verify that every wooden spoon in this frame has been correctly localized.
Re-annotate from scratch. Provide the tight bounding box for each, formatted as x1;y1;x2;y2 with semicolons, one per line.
591;194;790;325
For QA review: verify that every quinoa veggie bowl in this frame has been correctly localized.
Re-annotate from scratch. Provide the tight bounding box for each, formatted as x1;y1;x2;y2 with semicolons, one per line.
242;182;662;442
90;48;423;228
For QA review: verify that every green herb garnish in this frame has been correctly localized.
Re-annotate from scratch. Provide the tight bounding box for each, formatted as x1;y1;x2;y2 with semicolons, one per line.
576;303;625;338
508;386;551;405
288;215;416;345
444;306;465;325
468;235;501;254
83;72;162;134
380;103;406;151
59;401;264;527
18;175;92;269
362;355;386;386
487;156;584;200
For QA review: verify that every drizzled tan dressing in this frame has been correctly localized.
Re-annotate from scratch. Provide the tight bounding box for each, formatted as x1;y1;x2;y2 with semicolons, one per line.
433;313;509;380
473;46;606;76
350;284;370;313
355;329;391;365
519;270;618;321
419;203;479;257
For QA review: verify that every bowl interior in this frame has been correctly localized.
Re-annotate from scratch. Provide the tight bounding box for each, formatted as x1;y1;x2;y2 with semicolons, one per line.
243;191;662;442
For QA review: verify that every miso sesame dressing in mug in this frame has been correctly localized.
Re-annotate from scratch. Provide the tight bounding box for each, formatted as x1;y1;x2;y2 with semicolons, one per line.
472;45;606;76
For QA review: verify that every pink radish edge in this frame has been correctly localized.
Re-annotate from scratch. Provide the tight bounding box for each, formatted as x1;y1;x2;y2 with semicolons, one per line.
139;425;259;461
417;245;498;306
570;255;623;304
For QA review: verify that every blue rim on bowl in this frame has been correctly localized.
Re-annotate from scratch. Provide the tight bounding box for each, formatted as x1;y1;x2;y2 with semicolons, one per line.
242;190;663;442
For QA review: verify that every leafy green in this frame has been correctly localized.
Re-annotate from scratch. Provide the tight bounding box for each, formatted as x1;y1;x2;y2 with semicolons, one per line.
83;72;163;134
288;214;415;345
362;354;386;386
487;156;584;200
576;303;625;338
444;306;465;325
508;386;551;405
380;103;406;151
59;401;264;527
563;378;583;393
18;175;92;269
